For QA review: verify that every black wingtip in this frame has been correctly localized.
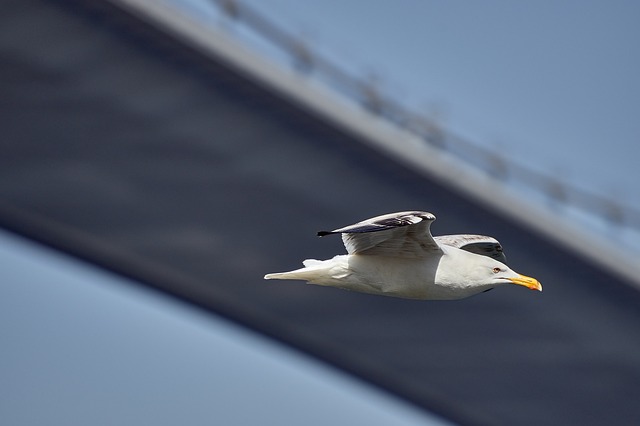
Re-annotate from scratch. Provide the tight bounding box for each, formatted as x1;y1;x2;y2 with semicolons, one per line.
317;231;332;237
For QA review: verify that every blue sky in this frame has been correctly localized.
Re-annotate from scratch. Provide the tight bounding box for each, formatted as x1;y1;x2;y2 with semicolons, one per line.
166;0;640;250
237;1;640;198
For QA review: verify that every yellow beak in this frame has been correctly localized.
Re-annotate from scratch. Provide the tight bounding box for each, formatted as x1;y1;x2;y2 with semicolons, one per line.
508;274;542;292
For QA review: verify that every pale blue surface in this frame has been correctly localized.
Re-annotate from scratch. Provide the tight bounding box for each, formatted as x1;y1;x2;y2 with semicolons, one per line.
166;0;640;251
238;0;640;203
0;230;451;426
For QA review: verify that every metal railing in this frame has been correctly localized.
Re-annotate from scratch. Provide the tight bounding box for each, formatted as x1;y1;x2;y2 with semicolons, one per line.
209;0;640;231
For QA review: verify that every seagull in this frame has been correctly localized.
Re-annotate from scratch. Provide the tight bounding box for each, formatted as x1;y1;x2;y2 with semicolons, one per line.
264;211;542;300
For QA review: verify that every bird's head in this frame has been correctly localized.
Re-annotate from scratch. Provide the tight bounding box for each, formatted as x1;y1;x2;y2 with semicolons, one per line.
440;248;542;295
487;262;542;292
471;255;542;292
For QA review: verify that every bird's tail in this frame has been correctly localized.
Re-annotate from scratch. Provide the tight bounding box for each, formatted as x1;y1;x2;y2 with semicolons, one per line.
264;259;336;282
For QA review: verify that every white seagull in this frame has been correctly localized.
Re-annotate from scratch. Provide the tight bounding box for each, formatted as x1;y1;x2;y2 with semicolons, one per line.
264;211;542;300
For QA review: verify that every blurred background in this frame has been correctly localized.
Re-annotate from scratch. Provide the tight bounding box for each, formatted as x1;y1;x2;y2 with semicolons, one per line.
171;0;640;252
2;1;640;425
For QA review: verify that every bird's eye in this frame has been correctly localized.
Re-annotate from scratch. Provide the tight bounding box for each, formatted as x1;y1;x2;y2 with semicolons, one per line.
492;267;501;273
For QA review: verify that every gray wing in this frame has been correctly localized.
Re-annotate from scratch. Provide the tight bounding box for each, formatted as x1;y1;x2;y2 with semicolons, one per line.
434;234;507;264
317;211;442;258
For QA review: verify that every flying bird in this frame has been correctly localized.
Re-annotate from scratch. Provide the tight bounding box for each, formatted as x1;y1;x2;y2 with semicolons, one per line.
264;211;542;300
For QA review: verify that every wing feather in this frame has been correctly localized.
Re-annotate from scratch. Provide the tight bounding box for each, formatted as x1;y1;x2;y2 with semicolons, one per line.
318;211;441;258
434;234;507;263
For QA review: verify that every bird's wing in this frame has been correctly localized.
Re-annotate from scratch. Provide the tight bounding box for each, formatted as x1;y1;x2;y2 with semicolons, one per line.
317;211;441;258
434;234;507;264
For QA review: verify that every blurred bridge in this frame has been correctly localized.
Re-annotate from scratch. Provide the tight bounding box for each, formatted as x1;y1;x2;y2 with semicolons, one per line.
202;0;640;233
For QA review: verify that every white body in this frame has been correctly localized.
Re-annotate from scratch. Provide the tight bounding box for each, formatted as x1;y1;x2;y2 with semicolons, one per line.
267;245;501;300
